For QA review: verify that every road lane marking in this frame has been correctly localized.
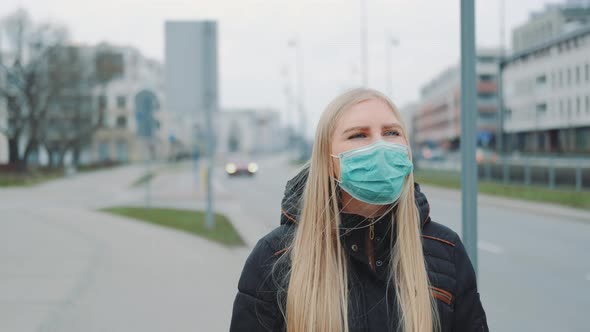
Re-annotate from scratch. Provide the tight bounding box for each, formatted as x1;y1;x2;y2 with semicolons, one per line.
478;241;504;254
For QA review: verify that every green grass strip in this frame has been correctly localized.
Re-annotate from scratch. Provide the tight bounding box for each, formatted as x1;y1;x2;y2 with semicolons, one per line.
414;169;590;210
101;206;245;247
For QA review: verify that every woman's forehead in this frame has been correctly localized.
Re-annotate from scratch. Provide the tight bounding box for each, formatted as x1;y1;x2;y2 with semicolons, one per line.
336;99;401;128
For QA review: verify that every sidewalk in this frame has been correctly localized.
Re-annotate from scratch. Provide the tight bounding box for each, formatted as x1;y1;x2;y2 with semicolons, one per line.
0;162;251;332
126;163;271;248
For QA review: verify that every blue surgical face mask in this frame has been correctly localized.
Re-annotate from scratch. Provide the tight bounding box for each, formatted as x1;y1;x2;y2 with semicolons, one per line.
332;140;413;205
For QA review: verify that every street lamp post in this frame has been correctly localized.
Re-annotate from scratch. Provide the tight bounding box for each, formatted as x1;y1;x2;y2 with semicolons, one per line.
281;65;295;150
360;0;368;87
288;38;307;159
386;34;399;100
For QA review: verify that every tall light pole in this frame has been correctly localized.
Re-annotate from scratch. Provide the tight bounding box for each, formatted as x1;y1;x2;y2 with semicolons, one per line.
499;0;505;55
202;21;218;230
288;38;306;158
281;65;295;150
386;34;399;100
460;0;479;275
497;0;506;155
360;0;368;87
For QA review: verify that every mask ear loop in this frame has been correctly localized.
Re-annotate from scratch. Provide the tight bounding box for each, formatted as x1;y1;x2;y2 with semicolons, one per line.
331;154;342;184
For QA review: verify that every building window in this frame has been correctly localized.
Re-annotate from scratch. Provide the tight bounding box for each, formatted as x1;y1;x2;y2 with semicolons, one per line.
559;99;564;115
478;92;496;101
559;70;563;88
567;99;572;118
477;56;495;63
116;115;127;129
116;96;126;109
99;142;110;162
98;109;106;128
479;74;495;82
577;130;587;151
576;66;581;85
535;74;547;85
98;95;107;111
567;68;572;85
586;96;590;113
536;103;547;114
577;97;581;115
116;140;128;163
586;63;589;82
479;112;496;120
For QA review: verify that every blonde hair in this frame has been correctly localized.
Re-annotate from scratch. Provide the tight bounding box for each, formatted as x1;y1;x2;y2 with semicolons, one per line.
283;88;439;332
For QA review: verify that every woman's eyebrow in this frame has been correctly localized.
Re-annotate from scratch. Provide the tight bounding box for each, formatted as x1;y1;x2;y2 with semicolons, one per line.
341;126;368;135
382;123;403;130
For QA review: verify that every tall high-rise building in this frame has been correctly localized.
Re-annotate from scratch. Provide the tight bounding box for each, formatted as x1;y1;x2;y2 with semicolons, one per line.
165;21;218;148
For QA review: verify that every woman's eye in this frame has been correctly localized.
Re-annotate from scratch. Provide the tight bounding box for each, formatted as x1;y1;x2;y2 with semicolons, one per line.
384;130;400;136
348;133;366;139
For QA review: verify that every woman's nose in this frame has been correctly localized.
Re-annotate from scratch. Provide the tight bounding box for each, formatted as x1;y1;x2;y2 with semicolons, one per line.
369;133;382;144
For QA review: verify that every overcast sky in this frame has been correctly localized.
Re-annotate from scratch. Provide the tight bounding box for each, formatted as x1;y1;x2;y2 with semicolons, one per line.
1;0;554;132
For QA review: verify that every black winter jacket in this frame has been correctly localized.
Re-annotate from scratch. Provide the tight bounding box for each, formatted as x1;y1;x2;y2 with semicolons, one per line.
230;168;488;331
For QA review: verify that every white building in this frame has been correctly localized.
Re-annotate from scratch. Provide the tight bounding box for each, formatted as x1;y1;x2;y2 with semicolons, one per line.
165;21;218;150
217;108;285;158
88;44;169;163
512;1;590;53
0;43;169;166
501;24;590;154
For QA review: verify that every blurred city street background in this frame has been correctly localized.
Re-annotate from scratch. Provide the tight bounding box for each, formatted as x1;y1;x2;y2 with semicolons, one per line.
0;0;589;331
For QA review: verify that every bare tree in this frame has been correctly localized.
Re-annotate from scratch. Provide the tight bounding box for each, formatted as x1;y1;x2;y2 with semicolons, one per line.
43;45;104;167
0;8;69;169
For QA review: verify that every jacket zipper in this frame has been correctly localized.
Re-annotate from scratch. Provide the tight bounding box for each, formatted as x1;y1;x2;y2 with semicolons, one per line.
366;221;376;272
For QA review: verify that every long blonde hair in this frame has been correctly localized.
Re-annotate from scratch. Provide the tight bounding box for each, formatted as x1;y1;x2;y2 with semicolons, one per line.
283;88;439;332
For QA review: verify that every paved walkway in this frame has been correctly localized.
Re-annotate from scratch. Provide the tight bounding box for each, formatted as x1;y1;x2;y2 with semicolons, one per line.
0;163;260;332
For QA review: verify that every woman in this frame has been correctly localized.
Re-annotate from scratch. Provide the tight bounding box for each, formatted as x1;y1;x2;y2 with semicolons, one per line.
230;88;488;332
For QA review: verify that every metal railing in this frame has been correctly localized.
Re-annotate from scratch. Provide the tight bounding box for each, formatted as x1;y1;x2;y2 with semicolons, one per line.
417;155;590;191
